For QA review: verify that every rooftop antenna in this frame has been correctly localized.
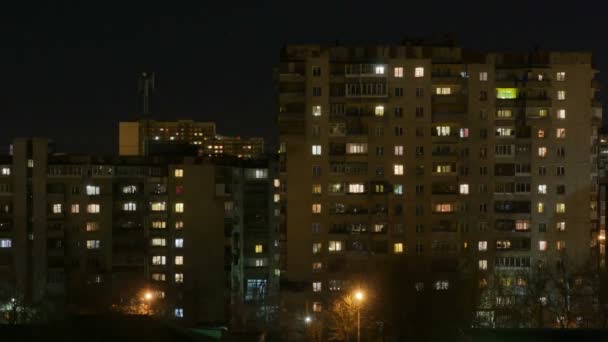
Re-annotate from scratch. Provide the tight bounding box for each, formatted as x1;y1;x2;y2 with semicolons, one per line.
138;72;155;117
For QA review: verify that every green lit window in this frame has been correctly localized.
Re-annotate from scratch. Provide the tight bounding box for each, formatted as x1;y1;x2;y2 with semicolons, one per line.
496;88;518;99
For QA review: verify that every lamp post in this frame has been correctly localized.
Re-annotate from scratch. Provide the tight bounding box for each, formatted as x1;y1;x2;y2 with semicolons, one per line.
354;290;364;342
143;291;153;315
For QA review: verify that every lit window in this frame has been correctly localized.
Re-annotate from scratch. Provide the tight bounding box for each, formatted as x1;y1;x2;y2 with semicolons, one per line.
86;240;100;249
479;72;488;81
557;109;566;119
1;167;10;175
556;128;566;138
150;202;167;211
86;185;100;195
394;145;404;156
174;308;184;318
539;109;548;117
496;88;517;99
71;204;79;214
496;109;512;118
312;243;322;254
174;169;184;178
459;184;469;194
375;105;385;116
328;241;343;252
273;194;280;203
394;243;404;254
312;203;322;214
27;159;34;168
538;202;545;213
478;259;488;270
538;147;547;158
122;202;137;211
434;203;453;212
151;221;166;229
313;262;322;272
87;204;100;213
375;65;385;74
86;222;100;231
255;244;263;253
312;105;322;117
175;221;184;230
393;184;403;195
151;238;167;247
496;127;514;137
394;67;403;77
122;185;137;194
557;241;566;251
436;126;451;136
312;184;322;194
175;203;184;213
478;241;488;251
393;164;404;175
556;221;566;231
254;169;268;179
346;143;367;154
414;67;424;78
175;273;184;283
556;203;566;213
460;128;469;138
538;184;547;194
557;90;566;100
556;72;565;81
311;145;322;156
348;183;365;194
175;256;184;265
312;281;322;292
516;220;530;231
0;239;12;248
538;129;545;138
273;179;280;188
151;273;166;281
436;87;451;95
433;280;449;290
52;203;62;214
152;255;167;265
539;241;547;251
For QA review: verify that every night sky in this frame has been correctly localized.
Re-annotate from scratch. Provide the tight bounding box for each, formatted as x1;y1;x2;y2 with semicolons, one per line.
0;1;605;154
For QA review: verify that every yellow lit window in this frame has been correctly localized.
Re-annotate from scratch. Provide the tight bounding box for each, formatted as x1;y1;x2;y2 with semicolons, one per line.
478;260;488;270
151;202;166;211
556;128;566;138
393;164;404;175
557;90;566;100
414;67;424;77
496;88;517;99
538;202;545;213
556;72;565;81
52;204;62;214
375;105;385;116
478;241;488;251
312;203;322;214
312;184;322;194
557;109;566;119
556;203;566;213
538;129;545;138
436;87;451;95
86;240;100;249
328;240;343;252
556;221;566;231
394;67;404;78
175;256;184;265
312;105;322;117
538;184;547;194
85;222;100;231
312;243;322;254
557;241;566;251
538;109;548;117
312;281;322;292
311;145;322;156
175;203;184;213
434;203;453;213
459;184;469;194
152;221;166;229
71;204;79;214
87;204;100;213
539;240;547;251
255;244;263;253
394;145;404;156
496;109;512;118
312;262;322;271
175;221;184;230
175;273;184;283
394;243;404;254
538;147;547;158
174;168;184;178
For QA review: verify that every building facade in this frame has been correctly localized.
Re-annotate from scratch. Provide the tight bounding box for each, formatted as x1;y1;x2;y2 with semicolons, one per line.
0;138;279;328
277;43;601;325
119;119;264;159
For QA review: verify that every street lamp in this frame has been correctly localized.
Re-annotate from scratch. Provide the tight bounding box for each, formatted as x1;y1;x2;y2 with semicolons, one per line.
305;316;312;324
142;291;154;315
354;290;364;342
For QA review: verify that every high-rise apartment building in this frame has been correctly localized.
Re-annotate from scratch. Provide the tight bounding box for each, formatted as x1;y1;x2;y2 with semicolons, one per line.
277;43;601;325
119;119;264;158
0;138;279;328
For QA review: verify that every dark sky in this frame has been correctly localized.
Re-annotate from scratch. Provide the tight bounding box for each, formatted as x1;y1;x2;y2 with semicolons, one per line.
0;1;605;154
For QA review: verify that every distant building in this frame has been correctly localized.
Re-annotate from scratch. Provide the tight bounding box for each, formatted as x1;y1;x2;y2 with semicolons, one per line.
119;119;264;159
277;43;602;326
0;138;279;328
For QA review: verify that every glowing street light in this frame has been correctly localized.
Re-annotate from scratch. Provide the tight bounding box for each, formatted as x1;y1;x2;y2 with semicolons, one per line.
304;316;312;324
143;292;153;301
354;290;365;342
